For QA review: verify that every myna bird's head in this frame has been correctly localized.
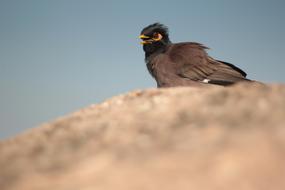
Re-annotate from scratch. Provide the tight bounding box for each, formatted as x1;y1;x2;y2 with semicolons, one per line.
139;23;171;49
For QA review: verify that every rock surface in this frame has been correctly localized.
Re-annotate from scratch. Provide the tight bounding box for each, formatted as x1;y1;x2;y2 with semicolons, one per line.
1;83;285;190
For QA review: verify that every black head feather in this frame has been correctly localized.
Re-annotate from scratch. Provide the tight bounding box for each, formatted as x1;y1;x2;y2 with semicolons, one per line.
141;23;169;38
140;23;171;56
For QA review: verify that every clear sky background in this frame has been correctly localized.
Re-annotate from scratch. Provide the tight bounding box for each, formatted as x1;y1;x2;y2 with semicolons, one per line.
0;0;284;139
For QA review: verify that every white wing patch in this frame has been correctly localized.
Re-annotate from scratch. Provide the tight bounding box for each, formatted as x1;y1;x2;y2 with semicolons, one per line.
202;79;210;83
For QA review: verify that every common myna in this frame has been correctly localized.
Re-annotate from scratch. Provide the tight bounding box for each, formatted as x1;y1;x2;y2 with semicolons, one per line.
139;23;251;87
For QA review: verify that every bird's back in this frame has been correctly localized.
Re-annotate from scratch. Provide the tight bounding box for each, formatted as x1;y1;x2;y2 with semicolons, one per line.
148;42;250;87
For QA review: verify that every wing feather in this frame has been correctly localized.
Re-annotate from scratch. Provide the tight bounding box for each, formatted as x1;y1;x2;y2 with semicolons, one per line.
169;43;249;85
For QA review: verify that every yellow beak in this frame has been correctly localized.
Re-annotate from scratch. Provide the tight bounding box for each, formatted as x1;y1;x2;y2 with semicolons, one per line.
139;34;152;45
140;41;149;45
139;34;150;39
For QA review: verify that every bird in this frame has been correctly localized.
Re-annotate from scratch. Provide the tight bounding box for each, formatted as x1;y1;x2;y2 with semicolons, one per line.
139;23;252;88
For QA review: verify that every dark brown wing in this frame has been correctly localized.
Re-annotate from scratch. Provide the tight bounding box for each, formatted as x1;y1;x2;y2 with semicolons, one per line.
168;42;249;86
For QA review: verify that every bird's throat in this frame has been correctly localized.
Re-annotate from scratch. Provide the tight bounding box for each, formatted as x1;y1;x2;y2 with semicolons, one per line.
143;41;170;58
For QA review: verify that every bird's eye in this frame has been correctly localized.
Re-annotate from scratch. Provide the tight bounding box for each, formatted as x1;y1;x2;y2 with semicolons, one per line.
152;32;163;41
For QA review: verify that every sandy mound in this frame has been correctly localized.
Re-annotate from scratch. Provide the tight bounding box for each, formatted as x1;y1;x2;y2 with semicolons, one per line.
1;83;285;190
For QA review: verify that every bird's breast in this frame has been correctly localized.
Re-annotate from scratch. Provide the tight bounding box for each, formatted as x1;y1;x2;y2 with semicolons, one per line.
146;53;180;87
146;54;168;74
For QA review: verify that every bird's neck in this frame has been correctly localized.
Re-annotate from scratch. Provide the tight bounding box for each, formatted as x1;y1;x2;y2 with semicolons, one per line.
144;40;171;58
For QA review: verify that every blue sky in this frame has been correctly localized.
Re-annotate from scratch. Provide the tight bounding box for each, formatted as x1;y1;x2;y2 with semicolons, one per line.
0;0;284;139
